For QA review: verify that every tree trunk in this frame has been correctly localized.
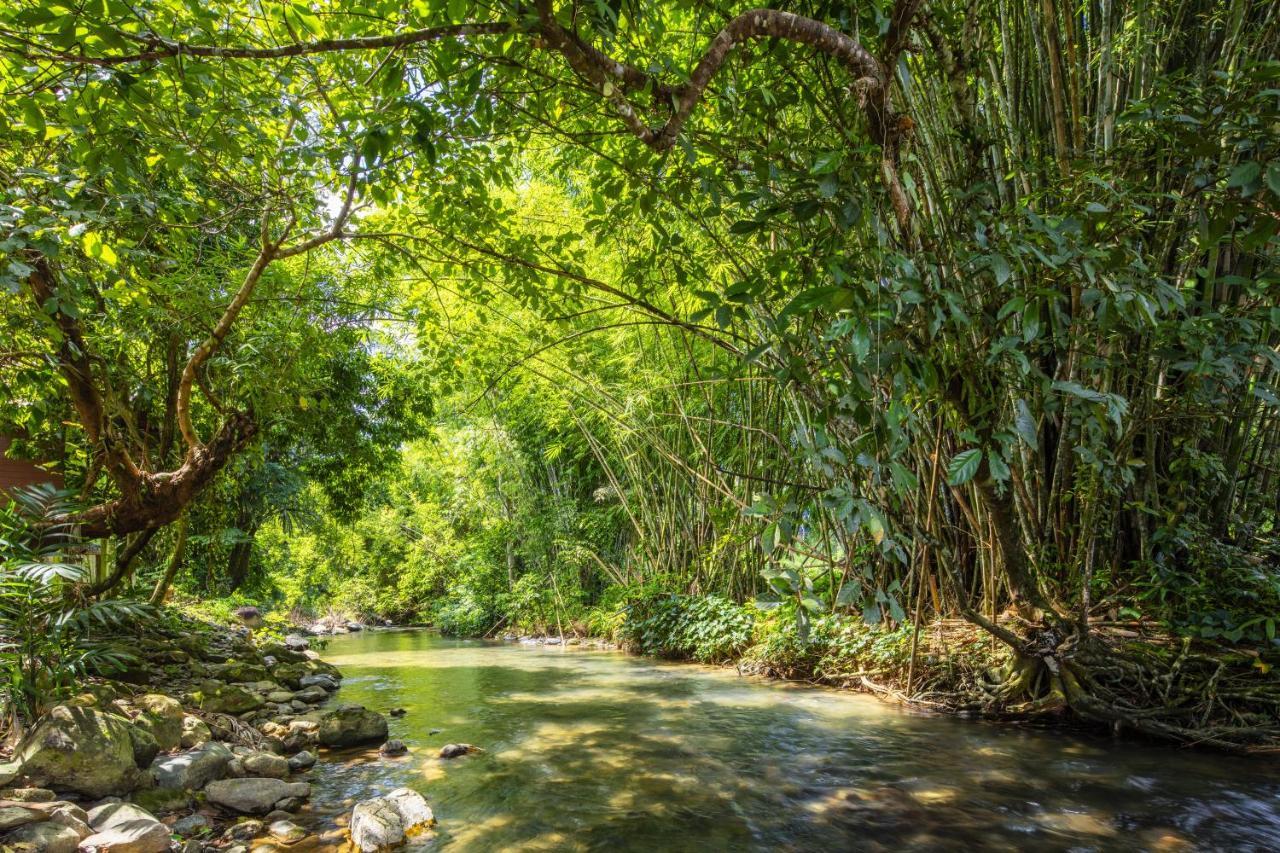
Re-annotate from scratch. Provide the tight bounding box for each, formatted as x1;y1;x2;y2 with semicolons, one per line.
149;514;189;605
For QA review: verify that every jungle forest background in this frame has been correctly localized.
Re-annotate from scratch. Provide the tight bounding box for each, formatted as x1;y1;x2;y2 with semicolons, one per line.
2;0;1279;746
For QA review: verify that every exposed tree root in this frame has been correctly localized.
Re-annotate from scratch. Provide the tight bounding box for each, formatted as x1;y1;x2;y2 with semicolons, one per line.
962;625;1280;754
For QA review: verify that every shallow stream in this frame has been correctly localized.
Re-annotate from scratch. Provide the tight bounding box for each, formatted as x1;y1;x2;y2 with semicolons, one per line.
296;629;1280;851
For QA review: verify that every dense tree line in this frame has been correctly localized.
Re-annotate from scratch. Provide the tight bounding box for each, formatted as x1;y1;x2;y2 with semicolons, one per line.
2;0;1279;746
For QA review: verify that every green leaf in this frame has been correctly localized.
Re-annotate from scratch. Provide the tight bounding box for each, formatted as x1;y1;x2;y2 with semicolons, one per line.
987;451;1010;482
1266;162;1280;197
22;102;46;138
1014;399;1037;448
800;595;824;614
989;253;1011;285
1227;161;1261;190
810;151;842;175
947;448;982;486
1052;380;1108;404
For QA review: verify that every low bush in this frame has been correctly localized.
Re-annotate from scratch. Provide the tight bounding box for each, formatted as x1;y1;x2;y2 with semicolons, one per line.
619;592;753;663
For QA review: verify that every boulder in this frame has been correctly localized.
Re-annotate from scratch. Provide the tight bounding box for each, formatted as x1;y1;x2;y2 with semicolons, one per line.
82;802;171;853
348;789;434;853
170;815;210;837
318;706;388;748
292;686;328;704
189;682;263;715
9;706;149;798
282;635;309;652
127;725;160;769
268;664;308;690
299;674;340;691
132;695;184;752
46;804;92;840
203;779;310;815
348;798;403;852
384;789;433;831
286;751;315;771
217;662;272;683
259;644;307;663
0;804;44;831
2;820;80;853
179;716;211;749
151;742;233;791
240;752;289;780
266;691;294;704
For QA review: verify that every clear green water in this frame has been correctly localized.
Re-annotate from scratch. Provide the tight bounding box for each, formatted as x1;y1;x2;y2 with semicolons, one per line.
299;629;1280;851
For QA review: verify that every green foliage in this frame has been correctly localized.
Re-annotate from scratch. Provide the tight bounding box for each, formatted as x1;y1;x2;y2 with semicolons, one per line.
2;0;1276;673
743;609;915;682
0;486;150;728
620;592;754;663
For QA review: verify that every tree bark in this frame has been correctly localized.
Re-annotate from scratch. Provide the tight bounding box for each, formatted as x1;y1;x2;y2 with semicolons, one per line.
149;514;189;605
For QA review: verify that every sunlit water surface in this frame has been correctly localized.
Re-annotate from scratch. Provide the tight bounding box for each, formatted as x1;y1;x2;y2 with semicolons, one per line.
279;629;1280;851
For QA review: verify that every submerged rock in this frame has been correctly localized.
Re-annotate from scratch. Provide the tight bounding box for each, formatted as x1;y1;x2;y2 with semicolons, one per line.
318;705;388;747
438;743;479;759
9;706;149;798
267;819;308;844
379;740;408;757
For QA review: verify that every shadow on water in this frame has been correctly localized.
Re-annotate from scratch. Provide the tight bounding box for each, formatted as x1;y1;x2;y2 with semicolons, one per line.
286;630;1280;852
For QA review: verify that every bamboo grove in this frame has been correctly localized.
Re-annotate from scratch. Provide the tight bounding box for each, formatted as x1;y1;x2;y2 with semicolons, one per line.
1;0;1278;746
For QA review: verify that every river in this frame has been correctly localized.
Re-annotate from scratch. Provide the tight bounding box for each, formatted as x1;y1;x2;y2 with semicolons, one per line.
296;629;1280;851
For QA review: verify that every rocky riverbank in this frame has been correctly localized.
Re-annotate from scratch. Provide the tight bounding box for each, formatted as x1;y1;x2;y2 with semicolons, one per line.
0;614;416;853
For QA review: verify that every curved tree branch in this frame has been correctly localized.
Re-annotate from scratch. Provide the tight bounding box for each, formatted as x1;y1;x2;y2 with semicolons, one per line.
0;23;512;66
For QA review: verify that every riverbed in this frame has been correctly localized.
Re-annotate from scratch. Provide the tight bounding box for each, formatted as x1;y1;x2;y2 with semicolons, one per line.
301;629;1280;851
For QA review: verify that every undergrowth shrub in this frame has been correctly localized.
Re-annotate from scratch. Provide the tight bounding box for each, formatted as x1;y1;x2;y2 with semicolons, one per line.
620;592;753;663
742;609;915;682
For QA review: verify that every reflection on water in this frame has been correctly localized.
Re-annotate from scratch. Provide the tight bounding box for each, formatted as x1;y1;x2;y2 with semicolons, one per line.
285;630;1280;851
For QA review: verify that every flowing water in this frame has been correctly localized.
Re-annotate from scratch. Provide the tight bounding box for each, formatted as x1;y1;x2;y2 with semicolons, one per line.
293;629;1280;852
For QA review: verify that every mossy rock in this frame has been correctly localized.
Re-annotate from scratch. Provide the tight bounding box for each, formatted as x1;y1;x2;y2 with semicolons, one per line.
218;661;272;683
189;682;264;715
131;786;192;815
133;694;184;752
10;706;149;798
128;724;160;768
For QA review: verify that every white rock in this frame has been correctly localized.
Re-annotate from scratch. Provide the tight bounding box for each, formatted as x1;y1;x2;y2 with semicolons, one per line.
349;799;403;852
385;788;434;831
